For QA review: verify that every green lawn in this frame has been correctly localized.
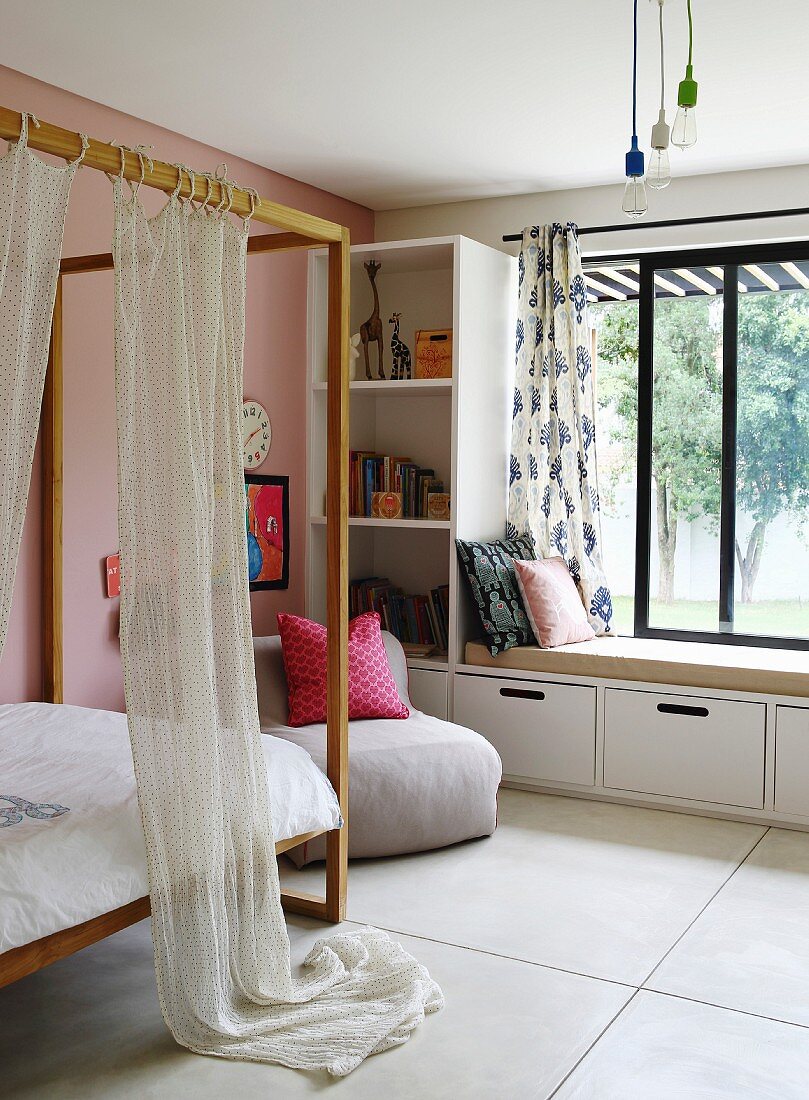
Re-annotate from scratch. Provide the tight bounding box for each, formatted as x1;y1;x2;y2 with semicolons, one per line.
611;596;809;640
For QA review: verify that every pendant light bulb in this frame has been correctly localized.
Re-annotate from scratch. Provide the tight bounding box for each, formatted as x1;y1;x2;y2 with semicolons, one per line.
647;147;671;189
648;109;671;189
622;0;646;219
623;174;648;219
672;99;697;149
673;0;698;149
648;2;671;189
623;136;647;218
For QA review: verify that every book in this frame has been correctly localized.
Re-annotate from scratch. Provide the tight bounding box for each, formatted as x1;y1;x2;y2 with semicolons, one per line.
348;577;449;654
348;450;442;519
427;492;451;521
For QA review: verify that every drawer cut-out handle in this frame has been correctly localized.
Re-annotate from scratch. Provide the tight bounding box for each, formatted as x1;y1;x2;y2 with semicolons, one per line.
500;687;545;701
657;702;709;718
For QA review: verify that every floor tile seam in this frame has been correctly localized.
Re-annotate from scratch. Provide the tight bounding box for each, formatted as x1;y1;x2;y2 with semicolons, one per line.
545;988;641;1099
338;917;640;992
641;984;809;1032
639;825;772;987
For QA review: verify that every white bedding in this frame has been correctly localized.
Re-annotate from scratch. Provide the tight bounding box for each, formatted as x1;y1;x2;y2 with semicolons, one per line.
0;703;341;954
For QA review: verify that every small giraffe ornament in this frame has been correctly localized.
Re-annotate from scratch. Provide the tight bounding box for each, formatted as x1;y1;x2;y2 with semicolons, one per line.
360;260;385;380
388;312;412;380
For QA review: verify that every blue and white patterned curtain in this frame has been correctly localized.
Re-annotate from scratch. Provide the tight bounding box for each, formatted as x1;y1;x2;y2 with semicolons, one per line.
507;224;613;636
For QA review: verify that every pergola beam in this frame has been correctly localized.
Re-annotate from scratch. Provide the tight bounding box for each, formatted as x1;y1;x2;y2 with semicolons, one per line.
595;267;639;293
743;263;780;292
585;275;626;300
673;267;717;295
653;273;686;297
781;261;809;290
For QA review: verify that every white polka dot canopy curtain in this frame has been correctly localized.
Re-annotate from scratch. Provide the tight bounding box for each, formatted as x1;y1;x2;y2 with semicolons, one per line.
508;224;614;636
112;174;440;1076
0;115;86;658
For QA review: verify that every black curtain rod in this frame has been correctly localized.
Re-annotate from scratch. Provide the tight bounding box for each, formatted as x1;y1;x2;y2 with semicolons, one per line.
502;206;809;243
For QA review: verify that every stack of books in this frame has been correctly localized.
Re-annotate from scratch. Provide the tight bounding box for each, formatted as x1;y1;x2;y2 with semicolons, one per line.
349;451;444;519
350;577;450;652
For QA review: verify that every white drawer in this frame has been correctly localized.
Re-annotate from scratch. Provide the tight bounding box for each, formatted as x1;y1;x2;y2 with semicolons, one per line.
604;688;765;808
775;706;809;816
454;674;596;786
407;668;448;720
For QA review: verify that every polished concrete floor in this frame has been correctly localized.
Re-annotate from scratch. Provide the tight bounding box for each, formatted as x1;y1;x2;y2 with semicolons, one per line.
4;789;809;1098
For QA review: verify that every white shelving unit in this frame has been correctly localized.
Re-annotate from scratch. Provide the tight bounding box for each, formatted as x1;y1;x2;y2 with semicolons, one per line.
306;235;515;716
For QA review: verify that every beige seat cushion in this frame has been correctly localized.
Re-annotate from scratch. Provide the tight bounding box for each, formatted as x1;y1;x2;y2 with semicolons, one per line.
254;632;502;865
464;637;809;698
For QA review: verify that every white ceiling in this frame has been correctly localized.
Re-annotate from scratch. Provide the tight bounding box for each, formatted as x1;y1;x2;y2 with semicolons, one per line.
2;0;808;211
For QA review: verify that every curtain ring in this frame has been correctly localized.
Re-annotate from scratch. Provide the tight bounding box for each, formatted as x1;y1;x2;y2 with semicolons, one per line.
214;177;230;216
185;168;196;207
223;182;235;218
132;145;154;193
242;186;259;229
73;132;90;168
132;150;146;196
105;140;127;186
173;163;195;206
197;173;214;215
170;163;185;201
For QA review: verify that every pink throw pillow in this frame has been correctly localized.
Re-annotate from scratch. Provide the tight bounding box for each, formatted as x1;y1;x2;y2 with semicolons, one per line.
277;611;409;727
513;558;596;649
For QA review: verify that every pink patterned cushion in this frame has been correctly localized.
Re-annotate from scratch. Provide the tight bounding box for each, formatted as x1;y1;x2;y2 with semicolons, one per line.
277;611;409;727
513;558;596;649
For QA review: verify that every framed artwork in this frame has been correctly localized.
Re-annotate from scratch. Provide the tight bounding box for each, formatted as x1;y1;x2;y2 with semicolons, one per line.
245;474;289;590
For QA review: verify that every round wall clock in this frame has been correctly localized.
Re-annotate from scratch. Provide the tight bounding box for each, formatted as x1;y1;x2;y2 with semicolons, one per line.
242;399;272;470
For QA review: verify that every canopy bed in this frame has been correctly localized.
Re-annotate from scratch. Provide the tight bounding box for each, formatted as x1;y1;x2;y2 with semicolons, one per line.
0;701;342;972
0;106;351;984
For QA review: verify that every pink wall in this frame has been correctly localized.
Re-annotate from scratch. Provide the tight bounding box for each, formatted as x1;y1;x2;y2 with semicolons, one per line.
0;65;374;710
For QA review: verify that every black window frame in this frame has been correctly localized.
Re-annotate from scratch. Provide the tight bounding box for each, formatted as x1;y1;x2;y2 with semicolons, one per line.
587;239;809;652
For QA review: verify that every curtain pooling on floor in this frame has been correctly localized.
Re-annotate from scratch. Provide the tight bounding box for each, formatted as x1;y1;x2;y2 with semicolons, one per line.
111;177;442;1076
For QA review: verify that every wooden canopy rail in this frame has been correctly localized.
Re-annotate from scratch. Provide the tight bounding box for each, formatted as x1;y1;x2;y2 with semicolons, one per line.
0;107;349;988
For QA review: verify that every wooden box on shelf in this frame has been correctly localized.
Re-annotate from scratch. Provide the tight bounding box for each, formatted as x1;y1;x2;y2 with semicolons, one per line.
415;329;452;379
371;491;403;520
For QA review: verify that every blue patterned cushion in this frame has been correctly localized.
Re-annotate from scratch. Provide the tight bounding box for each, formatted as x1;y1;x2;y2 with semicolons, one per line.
455;535;536;656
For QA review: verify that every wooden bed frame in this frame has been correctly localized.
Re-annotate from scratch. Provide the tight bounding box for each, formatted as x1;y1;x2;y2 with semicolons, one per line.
0;107;351;988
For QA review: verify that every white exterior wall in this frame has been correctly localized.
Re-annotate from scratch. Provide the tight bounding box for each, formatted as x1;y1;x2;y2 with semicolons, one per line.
601;483;809;602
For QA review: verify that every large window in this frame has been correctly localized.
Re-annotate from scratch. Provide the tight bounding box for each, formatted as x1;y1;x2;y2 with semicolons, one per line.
587;243;809;650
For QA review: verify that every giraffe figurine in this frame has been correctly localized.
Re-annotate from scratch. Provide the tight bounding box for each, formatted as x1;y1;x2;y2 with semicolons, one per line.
359;260;385;380
388;313;412;380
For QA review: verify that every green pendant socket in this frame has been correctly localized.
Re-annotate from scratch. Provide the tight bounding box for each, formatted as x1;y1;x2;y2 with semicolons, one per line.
677;64;698;107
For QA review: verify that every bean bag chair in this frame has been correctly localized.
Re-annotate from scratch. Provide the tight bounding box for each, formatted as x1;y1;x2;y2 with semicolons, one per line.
253;631;501;865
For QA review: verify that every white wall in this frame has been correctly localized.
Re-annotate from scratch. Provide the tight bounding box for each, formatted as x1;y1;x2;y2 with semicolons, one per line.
376;163;809;258
601;483;809;604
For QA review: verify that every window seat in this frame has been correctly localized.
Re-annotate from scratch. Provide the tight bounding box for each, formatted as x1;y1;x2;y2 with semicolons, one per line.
464;636;809;699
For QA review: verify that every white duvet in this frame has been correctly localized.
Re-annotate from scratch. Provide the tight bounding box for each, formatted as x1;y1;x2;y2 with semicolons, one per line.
0;703;341;954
